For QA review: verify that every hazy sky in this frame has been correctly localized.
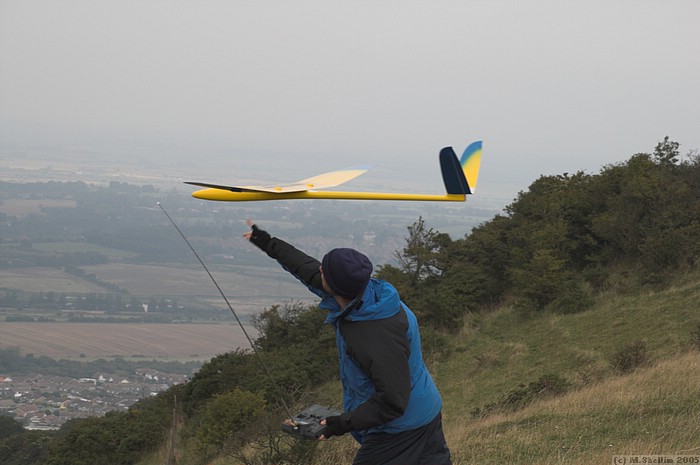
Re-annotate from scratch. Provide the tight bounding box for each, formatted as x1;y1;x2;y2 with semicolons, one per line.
1;0;699;201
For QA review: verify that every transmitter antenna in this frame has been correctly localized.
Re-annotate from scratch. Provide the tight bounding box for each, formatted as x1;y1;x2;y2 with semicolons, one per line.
157;202;295;422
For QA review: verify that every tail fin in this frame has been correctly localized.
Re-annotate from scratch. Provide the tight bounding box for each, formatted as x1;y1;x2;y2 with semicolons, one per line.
461;140;483;193
439;140;483;195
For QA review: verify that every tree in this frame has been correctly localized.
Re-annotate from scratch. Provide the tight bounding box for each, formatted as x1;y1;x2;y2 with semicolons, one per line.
195;389;266;459
252;302;337;401
653;136;680;166
0;416;24;439
394;217;449;285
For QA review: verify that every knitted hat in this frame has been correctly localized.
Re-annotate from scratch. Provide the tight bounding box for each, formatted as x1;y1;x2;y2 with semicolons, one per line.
321;248;373;299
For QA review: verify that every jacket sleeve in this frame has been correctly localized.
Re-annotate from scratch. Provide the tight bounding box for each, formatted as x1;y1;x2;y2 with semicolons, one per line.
337;310;411;432
262;237;325;293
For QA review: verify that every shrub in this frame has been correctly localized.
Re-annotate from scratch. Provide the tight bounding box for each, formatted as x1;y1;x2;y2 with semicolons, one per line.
610;339;649;374
419;326;453;365
501;373;571;411
195;389;266;458
548;279;595;314
470;373;571;418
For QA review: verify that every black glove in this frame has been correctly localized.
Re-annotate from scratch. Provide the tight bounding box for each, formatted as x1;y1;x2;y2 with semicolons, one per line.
248;224;271;251
322;415;350;438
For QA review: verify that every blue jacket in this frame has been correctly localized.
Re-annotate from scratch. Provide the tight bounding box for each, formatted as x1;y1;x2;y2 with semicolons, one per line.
322;279;442;443
262;237;442;443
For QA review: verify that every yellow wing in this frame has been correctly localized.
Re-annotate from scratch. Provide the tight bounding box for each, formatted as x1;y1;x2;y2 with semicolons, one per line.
245;167;370;193
185;166;370;194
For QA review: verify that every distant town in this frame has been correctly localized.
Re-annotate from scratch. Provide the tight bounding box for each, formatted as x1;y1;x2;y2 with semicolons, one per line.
0;369;189;430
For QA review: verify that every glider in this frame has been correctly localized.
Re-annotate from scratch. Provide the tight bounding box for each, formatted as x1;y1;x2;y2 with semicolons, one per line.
186;141;483;202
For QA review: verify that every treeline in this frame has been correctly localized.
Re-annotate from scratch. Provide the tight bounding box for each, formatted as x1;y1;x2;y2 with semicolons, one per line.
2;138;699;464
376;137;700;328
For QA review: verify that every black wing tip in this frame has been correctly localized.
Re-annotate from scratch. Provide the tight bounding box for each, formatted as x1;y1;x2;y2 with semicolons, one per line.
184;182;244;192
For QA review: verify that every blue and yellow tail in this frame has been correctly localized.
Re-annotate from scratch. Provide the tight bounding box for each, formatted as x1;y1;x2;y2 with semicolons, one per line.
439;141;483;195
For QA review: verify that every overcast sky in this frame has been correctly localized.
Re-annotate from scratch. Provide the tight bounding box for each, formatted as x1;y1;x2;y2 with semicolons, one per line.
1;0;699;201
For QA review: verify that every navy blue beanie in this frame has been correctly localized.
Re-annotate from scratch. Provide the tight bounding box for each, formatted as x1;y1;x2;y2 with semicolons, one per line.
321;248;373;299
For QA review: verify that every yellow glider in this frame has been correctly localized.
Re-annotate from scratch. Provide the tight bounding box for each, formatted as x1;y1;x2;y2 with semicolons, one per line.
186;141;483;202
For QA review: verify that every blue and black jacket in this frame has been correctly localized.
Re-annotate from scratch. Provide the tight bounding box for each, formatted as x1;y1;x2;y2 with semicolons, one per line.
259;235;443;444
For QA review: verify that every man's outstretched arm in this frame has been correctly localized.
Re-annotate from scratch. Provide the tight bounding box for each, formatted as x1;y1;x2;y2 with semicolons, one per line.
244;219;324;291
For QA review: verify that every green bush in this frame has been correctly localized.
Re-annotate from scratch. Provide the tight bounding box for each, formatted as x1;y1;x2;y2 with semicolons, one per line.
195;389;266;459
610;339;649;374
0;416;24;439
547;279;595;314
418;325;453;365
501;374;571;411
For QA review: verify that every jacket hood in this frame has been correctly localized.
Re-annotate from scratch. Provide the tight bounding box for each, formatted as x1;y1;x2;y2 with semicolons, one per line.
323;279;401;324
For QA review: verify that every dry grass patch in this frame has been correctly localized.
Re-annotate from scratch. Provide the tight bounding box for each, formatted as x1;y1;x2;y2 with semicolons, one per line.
444;352;700;464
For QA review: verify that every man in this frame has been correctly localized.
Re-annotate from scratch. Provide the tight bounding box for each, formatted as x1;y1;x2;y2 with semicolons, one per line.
244;219;452;465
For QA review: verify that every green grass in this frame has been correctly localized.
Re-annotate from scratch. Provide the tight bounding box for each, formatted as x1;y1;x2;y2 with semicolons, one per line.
140;273;700;465
436;275;700;420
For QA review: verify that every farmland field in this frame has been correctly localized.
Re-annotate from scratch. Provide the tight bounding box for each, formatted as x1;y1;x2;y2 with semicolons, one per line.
81;262;297;296
0;198;77;217
1;267;112;293
31;241;139;260
1;264;319;361
0;322;252;361
1;262;317;310
80;262;317;312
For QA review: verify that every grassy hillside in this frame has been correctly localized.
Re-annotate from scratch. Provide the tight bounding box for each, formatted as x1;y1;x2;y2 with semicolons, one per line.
434;273;700;464
437;273;700;421
155;273;700;465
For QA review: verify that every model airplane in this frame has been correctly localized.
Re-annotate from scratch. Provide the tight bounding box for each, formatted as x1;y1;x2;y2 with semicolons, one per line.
186;141;483;202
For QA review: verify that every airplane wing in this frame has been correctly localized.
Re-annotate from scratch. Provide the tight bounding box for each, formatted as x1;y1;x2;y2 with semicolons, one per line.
185;166;370;194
